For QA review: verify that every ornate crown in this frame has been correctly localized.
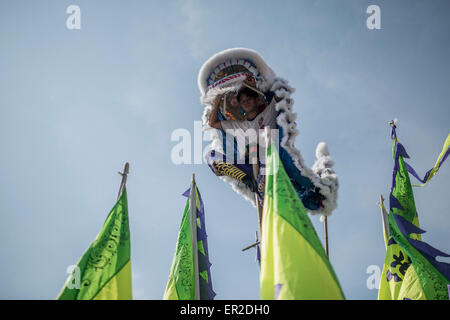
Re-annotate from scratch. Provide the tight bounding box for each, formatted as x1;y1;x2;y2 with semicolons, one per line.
198;48;276;97
205;59;260;92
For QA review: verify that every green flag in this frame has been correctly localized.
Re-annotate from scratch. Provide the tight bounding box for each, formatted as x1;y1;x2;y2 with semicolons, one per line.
378;133;421;300
163;178;215;300
57;189;132;300
260;144;345;300
378;126;450;300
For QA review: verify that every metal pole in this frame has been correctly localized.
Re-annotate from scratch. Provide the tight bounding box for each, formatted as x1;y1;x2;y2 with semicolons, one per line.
242;240;261;252
252;162;263;239
189;174;200;300
242;127;269;252
324;216;329;257
249;126;263;240
379;194;390;244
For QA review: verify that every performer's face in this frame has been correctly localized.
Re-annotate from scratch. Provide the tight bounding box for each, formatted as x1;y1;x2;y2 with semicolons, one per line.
239;93;257;113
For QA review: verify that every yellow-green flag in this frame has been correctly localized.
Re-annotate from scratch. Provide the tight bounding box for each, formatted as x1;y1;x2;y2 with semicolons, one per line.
57;189;132;300
410;133;449;187
163;178;215;300
378;126;450;300
260;144;345;300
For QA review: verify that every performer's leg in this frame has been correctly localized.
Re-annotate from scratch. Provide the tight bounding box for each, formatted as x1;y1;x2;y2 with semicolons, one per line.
206;150;257;191
256;167;265;206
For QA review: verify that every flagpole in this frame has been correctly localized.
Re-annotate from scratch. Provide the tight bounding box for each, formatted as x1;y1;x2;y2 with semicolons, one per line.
250;134;263;240
324;216;329;257
379;194;390;243
252;162;263;238
242;136;264;253
190;173;200;300
117;162;130;200
241;127;268;252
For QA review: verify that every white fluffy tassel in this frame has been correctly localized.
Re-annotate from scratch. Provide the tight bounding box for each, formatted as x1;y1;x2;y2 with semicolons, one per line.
315;142;329;159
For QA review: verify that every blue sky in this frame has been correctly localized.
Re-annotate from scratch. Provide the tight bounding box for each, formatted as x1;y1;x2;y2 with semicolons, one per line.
0;0;449;299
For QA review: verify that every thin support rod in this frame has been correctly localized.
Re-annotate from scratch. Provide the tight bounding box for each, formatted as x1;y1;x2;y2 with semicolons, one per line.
242;241;261;252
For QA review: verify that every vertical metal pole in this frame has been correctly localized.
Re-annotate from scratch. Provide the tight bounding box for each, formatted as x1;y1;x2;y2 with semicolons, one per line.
379;194;390;245
189;174;200;300
252;162;263;239
256;127;271;242
324;216;329;257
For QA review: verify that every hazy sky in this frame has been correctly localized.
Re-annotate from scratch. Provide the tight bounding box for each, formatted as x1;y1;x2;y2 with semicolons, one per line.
0;0;449;300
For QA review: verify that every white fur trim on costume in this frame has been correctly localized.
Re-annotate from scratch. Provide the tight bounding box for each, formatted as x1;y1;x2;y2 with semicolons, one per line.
316;142;329;158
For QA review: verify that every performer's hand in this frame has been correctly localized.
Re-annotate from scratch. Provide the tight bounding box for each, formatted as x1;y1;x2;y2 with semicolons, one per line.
213;94;224;108
209;94;224;129
242;175;258;192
